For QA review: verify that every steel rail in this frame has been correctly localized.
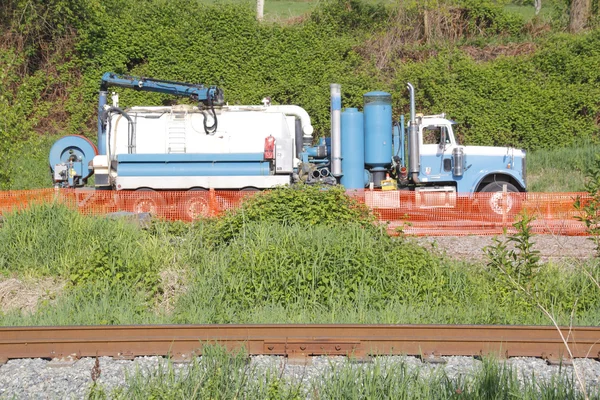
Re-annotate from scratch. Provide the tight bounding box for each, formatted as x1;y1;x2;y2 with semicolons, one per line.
1;325;599;362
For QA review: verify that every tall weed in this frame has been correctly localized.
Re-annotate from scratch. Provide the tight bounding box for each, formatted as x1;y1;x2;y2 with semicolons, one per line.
0;203;170;291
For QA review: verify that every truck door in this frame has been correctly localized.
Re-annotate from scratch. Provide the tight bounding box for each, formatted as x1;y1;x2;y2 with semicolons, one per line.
419;124;453;182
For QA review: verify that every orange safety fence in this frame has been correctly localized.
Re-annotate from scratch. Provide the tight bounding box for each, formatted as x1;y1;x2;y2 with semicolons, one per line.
0;188;592;236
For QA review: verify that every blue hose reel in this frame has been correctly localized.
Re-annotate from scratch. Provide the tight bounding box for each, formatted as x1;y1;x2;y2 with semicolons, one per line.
49;135;98;187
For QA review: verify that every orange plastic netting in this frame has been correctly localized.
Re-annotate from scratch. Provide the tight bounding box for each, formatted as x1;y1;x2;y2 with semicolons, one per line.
0;189;592;236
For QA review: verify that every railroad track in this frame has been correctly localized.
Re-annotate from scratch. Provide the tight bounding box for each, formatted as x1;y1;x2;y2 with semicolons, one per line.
1;324;599;364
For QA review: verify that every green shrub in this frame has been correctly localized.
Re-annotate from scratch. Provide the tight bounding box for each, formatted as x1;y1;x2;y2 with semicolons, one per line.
460;0;525;36
202;184;377;245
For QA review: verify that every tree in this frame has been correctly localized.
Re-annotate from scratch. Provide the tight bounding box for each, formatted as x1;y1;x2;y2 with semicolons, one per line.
569;0;591;33
256;0;264;21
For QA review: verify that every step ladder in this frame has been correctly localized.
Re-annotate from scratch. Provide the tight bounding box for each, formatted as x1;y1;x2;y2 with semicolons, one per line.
167;110;187;153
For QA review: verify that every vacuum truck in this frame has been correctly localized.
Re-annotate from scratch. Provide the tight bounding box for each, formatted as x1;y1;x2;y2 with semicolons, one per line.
49;73;526;218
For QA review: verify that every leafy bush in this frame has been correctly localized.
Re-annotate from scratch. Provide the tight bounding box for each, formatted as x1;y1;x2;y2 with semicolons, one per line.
202;184;377;245
460;0;525;36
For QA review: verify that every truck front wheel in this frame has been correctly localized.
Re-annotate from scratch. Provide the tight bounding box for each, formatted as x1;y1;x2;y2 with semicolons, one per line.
479;182;522;219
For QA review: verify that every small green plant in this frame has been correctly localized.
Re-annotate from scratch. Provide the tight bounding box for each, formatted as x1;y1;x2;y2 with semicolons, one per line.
574;154;600;257
485;211;590;397
485;211;541;291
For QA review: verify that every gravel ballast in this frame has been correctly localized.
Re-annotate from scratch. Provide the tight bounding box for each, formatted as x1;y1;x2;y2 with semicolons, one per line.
0;355;598;399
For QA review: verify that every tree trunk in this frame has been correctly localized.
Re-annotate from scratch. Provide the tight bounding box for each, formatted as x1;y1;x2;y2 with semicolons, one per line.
569;0;591;33
534;0;542;16
256;0;265;21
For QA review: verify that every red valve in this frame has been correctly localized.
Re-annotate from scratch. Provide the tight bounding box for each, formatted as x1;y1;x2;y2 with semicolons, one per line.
264;135;275;160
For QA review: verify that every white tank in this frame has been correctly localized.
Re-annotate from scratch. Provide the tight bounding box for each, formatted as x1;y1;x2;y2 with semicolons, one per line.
107;104;312;159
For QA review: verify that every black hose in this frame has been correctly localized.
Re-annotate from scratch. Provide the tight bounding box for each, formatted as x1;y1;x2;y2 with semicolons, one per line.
101;106;135;158
201;95;218;135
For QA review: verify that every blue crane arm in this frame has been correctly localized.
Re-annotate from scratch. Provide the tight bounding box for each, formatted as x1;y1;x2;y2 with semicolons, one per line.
97;72;224;156
100;72;224;106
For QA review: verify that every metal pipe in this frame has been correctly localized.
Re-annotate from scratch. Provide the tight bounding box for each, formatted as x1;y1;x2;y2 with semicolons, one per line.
295;118;303;158
408;83;416;123
265;105;314;138
407;83;420;182
319;168;330;178
400;115;405;167
97;91;108;155
330;84;342;178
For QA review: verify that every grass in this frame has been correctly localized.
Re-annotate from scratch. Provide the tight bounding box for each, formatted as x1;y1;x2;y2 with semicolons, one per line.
1;203;599;327
198;0;398;22
504;4;555;21
526;141;600;192
88;346;595;399
9;134;60;190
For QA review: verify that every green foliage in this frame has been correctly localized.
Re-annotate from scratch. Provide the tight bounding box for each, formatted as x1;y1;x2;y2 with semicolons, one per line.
218;223;443;310
483;211;600;317
486;212;541;284
391;33;600;150
310;0;389;33
574;154;600;257
1;205;600;325
460;0;525;36
0;203;166;292
485;213;542;311
202;184;377;245
526;140;600;192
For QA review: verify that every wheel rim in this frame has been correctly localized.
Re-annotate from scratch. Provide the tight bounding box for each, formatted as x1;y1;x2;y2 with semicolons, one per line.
133;197;159;214
184;195;209;219
488;192;514;215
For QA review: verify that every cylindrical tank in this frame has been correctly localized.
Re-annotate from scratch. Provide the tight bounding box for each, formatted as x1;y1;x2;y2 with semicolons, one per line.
364;91;392;170
341;108;366;189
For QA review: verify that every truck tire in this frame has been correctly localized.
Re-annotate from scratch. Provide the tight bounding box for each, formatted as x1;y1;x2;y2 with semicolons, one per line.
130;188;166;217
180;188;210;221
479;182;522;219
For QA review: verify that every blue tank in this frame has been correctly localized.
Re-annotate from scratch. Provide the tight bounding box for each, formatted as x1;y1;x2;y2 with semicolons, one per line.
341;108;366;189
364;91;392;170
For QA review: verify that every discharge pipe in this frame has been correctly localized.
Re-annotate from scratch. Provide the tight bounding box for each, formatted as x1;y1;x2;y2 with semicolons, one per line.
407;83;420;183
97;91;108;155
161;103;315;141
330;84;342;178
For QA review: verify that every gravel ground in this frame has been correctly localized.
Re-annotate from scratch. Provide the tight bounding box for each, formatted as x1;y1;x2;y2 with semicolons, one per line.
413;235;596;263
0;355;598;399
